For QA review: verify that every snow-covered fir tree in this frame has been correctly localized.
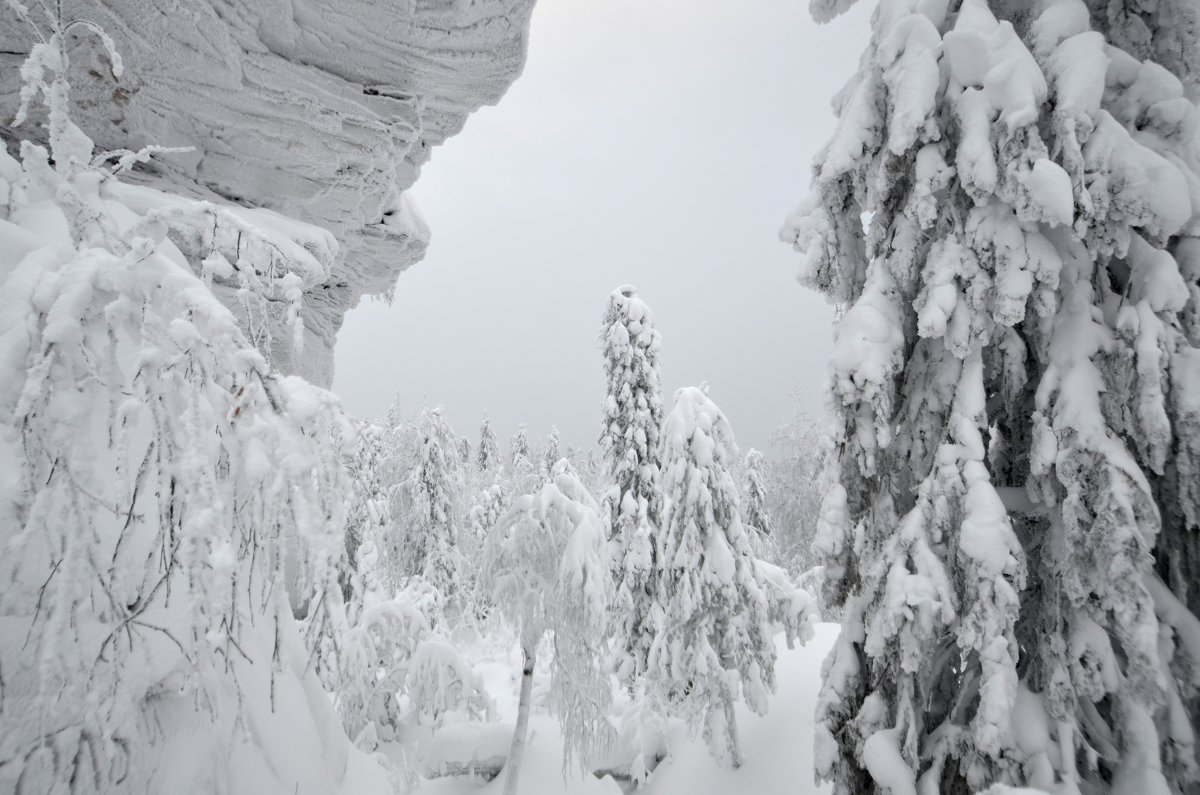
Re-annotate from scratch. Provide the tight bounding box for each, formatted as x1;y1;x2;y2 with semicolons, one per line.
741;448;775;554
508;422;536;490
783;0;1200;790
766;399;828;576
462;479;511;616
648;386;776;769
394;407;464;611
478;412;501;472
372;402;419;589
510;422;532;469
469;482;511;542
541;424;562;478
342;421;389;613
599;284;665;685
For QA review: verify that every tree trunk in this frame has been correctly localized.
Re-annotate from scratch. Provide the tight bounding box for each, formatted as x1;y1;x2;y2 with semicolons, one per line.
726;695;742;769
503;642;536;795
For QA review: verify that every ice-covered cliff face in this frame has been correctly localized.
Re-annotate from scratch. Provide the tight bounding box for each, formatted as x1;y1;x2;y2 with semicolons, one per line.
0;0;536;386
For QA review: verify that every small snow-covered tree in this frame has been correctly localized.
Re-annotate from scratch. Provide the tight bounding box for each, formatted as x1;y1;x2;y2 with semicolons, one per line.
765;400;827;576
459;479;511;619
478;412;501;472
392;407;464;613
405;639;490;729
599;284;665;685
343;421;389;612
509;422;532;468
337;596;431;749
741;448;775;555
649;387;777;769
372;403;418;590
335;586;487;755
578;447;605;496
508;422;536;491
469;482;511;541
784;0;1200;790
479;463;614;794
541;425;562;478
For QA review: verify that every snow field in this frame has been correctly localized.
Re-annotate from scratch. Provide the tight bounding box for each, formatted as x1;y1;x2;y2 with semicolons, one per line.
408;625;839;795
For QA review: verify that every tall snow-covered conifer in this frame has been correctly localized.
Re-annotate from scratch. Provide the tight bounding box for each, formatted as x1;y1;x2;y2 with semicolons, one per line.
599;284;665;685
648;387;776;769
784;0;1200;790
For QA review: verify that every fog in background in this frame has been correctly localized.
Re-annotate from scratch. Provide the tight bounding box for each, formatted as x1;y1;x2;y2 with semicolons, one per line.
333;0;871;454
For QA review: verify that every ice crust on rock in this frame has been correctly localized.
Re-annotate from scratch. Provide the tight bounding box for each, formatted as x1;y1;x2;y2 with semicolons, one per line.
0;0;537;385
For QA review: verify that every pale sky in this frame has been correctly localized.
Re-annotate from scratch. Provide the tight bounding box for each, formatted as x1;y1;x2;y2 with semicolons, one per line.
333;0;871;454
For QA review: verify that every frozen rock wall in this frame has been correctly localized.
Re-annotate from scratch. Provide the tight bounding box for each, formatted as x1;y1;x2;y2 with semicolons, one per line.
0;0;536;386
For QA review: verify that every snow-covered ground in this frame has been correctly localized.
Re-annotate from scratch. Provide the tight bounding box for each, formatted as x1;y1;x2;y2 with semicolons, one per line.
410;624;838;795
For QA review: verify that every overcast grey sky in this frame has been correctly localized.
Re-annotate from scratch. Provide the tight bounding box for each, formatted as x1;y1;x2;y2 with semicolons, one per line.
333;0;870;454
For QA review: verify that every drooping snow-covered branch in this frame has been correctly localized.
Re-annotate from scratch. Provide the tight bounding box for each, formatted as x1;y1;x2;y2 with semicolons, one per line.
785;0;1200;789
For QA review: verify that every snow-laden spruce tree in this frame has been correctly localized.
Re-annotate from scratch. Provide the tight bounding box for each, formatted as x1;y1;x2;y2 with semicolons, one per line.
784;0;1200;790
741;448;775;554
391;407;465;613
509;421;533;467
0;12;363;791
459;479;511;619
599;284;665;685
468;480;510;552
648;387;777;769
479;461;614;795
478;412;501;472
342;421;389;614
766;399;828;576
541;424;562;478
469;482;510;537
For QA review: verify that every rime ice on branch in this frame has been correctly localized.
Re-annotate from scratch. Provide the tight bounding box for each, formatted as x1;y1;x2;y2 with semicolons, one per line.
0;10;362;790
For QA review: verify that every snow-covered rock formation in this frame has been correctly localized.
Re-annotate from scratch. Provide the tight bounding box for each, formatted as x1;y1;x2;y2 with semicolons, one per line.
0;0;536;384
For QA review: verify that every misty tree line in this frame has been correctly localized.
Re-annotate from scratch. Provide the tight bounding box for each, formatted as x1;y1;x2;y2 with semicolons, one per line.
341;398;824;605
323;285;823;789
